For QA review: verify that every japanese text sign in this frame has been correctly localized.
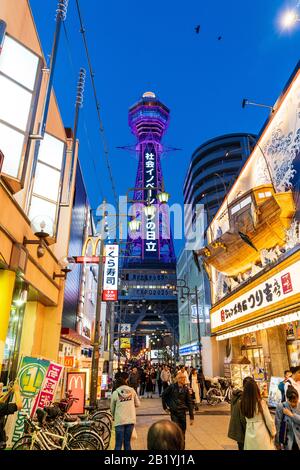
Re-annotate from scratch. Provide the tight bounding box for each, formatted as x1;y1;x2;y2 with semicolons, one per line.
102;244;119;301
211;260;300;331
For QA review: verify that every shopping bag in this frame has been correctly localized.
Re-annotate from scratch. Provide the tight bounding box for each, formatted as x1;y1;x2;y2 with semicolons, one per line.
131;426;138;440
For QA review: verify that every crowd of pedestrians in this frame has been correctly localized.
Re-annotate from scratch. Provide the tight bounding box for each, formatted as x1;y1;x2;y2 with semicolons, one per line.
110;362;300;451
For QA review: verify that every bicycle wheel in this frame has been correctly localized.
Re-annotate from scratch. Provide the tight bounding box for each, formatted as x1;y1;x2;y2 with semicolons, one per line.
91;411;113;428
69;427;104;450
12;436;42;450
67;436;97;451
206;388;222;405
93;419;111;449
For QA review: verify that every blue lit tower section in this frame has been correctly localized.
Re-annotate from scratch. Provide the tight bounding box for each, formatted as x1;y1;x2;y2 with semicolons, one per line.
125;92;176;267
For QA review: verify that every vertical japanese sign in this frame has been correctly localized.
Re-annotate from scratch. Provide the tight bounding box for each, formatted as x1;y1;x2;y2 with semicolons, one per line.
66;372;86;414
31;362;63;417
102;244;119;301
144;144;158;258
11;356;50;444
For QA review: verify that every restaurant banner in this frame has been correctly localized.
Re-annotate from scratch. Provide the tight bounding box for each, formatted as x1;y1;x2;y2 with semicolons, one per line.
31;362;63;417
66;372;86;414
102;244;119;301
10;356;50;445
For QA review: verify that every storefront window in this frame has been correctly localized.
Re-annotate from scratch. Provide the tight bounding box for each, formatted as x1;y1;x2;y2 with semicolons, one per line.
0;303;25;385
286;321;300;367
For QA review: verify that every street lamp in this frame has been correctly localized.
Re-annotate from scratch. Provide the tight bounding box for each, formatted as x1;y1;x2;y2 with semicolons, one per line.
128;218;141;232
157;191;170;204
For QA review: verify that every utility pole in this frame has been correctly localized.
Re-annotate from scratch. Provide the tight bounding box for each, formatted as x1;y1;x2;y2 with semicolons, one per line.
90;202;106;407
108;301;115;380
194;286;202;368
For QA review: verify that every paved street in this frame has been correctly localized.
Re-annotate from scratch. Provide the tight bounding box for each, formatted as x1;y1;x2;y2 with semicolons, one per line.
109;394;238;450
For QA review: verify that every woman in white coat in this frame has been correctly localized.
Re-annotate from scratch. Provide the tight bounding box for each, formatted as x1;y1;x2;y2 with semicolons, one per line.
190;368;201;410
240;377;276;450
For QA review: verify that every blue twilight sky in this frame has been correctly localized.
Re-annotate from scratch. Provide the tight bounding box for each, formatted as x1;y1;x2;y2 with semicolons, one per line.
29;0;300;255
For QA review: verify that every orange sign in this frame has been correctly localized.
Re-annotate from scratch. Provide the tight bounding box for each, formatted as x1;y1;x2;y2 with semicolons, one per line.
67;372;86;414
64;356;74;368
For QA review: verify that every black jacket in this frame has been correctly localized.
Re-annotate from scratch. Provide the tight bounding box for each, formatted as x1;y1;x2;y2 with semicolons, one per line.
162;383;194;419
227;388;246;443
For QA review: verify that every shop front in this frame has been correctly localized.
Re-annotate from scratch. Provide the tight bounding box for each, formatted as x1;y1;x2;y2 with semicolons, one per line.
211;248;300;395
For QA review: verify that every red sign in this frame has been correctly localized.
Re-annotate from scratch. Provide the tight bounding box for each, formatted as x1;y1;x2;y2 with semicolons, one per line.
73;256;101;264
221;309;225;323
67;372;86;414
31;362;63;417
281;273;293;294
64;356;74;368
103;289;118;301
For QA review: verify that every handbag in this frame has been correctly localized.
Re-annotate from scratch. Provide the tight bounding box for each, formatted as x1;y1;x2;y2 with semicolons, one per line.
131;426;138;441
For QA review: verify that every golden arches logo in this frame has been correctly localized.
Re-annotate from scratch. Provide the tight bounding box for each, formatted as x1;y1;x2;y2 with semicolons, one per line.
69;375;84;390
81;237;101;257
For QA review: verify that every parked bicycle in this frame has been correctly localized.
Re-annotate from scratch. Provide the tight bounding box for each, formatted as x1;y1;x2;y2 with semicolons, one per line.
12;414;98;450
205;377;233;405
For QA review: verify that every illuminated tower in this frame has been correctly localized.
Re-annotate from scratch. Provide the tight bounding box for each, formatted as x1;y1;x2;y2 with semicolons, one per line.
125;91;176;267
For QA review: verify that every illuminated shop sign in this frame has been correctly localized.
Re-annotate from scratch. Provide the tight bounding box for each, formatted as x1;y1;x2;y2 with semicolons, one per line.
179;342;200;356
102;244;119;301
211;259;300;331
144;145;158;257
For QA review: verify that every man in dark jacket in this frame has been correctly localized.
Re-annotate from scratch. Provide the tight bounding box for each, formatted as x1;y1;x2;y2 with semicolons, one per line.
128;367;139;393
162;373;194;448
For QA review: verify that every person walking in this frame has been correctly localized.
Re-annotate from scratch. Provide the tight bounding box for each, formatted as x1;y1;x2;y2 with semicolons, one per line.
145;369;153;398
275;386;300;450
162;373;194;448
150;368;156;397
128;367;139;393
240;377;276;450
179;365;190;385
278;370;292;402
139;368;146;397
161;365;171;392
189;368;201;411
110;372;140;450
157;366;163;397
197;367;205;403
228;377;252;450
284;366;300;403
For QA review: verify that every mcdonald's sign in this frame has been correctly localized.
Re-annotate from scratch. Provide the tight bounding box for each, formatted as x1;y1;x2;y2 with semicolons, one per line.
73;237;102;264
67;372;86;414
64;356;74;368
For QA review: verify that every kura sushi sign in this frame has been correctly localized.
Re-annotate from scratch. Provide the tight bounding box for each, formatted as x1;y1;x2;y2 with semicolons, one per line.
102;244;119;301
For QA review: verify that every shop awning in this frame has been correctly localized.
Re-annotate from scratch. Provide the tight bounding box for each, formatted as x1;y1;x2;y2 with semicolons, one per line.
60;328;92;347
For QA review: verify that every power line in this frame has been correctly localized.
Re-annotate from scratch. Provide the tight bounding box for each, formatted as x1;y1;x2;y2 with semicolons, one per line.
62;22;105;203
75;0;118;207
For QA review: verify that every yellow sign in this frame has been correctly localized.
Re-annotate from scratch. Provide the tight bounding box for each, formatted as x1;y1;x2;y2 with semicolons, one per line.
81;237;101;257
120;338;131;349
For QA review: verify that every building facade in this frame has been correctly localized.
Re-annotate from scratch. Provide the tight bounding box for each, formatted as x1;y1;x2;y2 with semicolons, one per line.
179;134;255;374
0;0;78;387
198;61;300;396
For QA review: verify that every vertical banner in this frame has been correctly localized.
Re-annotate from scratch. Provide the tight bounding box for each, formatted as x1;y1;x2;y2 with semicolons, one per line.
102;244;119;301
31;362;64;417
11;356;50;445
143;144;158;259
66;372;86;414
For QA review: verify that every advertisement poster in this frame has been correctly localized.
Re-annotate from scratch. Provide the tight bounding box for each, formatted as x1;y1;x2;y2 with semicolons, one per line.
120;337;131;349
66;372;86;414
10;356;50;445
31;362;63;417
268;376;283;408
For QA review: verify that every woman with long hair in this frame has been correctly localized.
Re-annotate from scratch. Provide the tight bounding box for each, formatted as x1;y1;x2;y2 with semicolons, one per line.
240;377;276;450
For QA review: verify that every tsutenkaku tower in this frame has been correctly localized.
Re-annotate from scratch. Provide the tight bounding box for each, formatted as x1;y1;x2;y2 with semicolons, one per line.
124;92;176;267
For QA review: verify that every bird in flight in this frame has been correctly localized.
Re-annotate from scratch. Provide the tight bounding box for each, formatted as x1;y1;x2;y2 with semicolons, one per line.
195;25;200;34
